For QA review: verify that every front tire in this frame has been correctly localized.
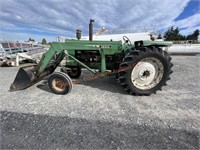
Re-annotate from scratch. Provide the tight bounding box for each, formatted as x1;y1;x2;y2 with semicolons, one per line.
48;72;72;95
118;47;173;96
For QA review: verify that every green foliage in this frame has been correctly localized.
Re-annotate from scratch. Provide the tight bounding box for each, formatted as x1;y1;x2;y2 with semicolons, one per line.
164;27;199;41
28;38;35;42
42;38;47;45
187;29;199;40
164;26;185;41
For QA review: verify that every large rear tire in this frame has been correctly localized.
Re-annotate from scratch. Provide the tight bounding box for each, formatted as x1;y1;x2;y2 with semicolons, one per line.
118;47;173;96
48;72;72;95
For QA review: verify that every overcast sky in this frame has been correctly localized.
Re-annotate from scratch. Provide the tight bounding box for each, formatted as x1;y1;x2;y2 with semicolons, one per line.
0;0;200;42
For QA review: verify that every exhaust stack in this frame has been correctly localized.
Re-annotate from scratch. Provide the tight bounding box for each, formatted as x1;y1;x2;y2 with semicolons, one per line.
89;19;94;41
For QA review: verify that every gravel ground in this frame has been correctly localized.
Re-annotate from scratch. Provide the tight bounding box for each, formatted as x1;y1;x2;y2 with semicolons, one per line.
0;55;200;149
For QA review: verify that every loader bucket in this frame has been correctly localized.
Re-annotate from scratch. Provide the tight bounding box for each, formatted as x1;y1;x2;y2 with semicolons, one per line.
9;66;39;91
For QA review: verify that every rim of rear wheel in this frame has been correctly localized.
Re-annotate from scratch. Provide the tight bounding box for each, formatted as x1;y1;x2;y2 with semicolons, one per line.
131;57;164;90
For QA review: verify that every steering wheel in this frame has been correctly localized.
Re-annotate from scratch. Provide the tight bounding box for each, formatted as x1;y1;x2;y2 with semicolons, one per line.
123;36;132;45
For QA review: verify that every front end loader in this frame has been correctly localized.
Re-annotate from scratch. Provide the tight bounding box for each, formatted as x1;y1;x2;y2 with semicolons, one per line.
10;20;173;95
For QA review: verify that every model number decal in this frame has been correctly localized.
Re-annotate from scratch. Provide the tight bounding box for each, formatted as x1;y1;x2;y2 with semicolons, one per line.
100;45;111;48
86;45;112;49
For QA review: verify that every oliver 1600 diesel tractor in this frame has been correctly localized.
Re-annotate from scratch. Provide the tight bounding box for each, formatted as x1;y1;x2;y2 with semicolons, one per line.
10;20;173;95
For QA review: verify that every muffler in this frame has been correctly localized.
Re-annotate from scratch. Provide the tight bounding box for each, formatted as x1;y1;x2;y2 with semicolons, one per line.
9;66;48;91
89;19;94;41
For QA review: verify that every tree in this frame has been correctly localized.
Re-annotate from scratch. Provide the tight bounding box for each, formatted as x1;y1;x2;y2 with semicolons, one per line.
28;38;35;42
164;26;184;41
187;29;199;41
164;27;199;42
42;38;47;45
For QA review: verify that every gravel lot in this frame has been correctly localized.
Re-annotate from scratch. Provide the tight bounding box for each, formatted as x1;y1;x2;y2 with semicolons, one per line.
0;55;200;149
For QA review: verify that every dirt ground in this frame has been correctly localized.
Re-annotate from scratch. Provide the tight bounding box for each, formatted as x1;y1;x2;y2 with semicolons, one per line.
0;55;199;149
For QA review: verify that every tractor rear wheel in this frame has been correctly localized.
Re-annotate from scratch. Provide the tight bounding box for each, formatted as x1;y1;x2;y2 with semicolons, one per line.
118;47;173;95
48;72;72;94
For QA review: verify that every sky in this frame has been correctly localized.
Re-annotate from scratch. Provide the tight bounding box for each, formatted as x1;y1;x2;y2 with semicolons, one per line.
0;0;200;42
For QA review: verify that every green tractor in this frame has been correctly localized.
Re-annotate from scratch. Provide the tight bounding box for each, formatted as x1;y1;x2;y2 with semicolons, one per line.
10;20;173;95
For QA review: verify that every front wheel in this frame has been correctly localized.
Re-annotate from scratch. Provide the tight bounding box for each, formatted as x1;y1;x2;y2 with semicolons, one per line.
118;47;173;95
48;72;73;95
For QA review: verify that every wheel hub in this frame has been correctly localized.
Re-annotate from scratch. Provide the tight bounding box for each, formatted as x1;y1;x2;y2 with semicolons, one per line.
138;67;155;81
52;78;65;92
142;70;150;78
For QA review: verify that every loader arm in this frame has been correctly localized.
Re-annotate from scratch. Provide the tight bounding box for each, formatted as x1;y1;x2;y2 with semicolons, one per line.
36;43;66;75
9;43;67;91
